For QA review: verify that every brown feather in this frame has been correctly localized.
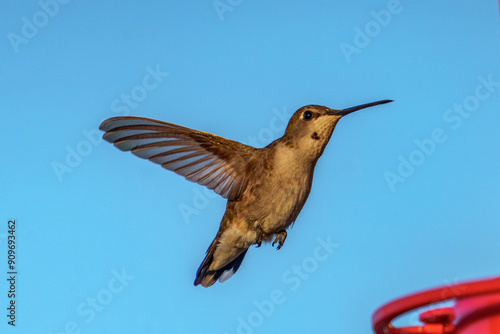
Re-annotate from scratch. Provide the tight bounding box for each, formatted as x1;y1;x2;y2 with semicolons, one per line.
99;116;257;200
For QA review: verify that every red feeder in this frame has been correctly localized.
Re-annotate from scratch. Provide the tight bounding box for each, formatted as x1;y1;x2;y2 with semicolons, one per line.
372;276;500;334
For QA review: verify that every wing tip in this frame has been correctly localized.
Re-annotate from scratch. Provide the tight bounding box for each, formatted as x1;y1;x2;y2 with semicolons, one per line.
99;117;124;132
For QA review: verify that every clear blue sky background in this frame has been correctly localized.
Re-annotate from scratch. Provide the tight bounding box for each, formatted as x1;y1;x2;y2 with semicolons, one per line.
1;1;500;333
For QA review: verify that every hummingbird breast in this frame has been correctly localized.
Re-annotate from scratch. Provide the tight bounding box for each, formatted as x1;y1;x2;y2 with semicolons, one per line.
233;143;315;243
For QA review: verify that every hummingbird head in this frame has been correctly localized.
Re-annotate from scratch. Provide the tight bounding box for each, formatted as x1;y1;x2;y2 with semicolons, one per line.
281;100;392;161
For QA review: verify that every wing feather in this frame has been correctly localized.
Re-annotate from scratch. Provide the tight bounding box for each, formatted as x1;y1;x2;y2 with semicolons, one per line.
99;116;257;200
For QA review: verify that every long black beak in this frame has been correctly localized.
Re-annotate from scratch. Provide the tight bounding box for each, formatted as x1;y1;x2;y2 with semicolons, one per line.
329;99;393;116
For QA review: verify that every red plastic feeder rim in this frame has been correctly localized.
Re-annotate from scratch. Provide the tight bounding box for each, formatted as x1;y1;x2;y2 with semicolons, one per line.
372;276;500;334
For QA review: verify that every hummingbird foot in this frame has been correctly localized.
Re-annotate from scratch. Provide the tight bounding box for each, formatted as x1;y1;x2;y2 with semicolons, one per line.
255;228;264;248
272;231;287;250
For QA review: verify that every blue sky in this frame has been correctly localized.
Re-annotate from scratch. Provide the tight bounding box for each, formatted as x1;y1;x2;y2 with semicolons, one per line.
1;1;500;333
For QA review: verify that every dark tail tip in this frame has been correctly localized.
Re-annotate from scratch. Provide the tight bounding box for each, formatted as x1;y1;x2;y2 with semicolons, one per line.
194;249;248;287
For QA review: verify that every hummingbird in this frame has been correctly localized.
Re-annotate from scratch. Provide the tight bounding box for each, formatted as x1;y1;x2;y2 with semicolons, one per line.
99;99;392;287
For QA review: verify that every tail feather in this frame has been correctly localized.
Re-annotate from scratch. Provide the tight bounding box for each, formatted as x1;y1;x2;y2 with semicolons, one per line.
194;240;248;287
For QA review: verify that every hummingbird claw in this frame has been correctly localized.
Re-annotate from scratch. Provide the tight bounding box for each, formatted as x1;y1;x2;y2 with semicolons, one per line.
272;231;287;250
255;229;263;248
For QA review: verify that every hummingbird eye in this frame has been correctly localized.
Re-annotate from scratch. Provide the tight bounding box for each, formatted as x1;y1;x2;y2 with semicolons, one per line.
303;110;313;120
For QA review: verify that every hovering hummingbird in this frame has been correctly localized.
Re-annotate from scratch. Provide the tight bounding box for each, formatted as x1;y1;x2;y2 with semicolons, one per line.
99;99;392;287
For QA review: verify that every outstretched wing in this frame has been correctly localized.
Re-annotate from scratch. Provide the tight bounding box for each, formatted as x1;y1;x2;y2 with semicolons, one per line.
99;116;257;200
